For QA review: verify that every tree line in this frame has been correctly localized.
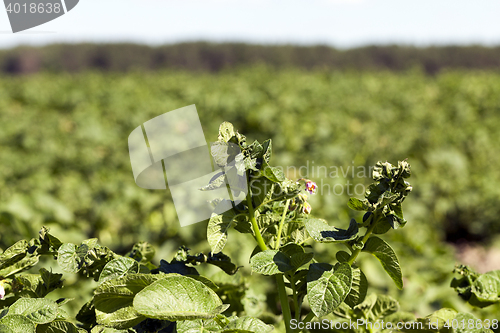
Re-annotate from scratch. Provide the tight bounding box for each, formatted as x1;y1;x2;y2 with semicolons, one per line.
1;42;499;74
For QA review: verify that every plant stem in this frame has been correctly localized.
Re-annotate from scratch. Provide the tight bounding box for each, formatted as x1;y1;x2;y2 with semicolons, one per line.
247;191;268;252
275;199;290;249
289;273;301;320
347;214;377;265
276;274;294;333
343;242;354;253
246;188;293;333
214;316;225;328
302;312;315;323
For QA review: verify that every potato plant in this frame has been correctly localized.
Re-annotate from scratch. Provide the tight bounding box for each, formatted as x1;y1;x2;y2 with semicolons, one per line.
0;122;495;333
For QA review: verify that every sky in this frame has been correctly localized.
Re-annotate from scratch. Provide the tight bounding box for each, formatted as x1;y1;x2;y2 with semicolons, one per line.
0;0;499;49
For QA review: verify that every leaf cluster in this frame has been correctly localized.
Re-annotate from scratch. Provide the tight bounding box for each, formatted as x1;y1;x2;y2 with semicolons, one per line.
203;122;417;331
451;265;500;309
0;227;266;333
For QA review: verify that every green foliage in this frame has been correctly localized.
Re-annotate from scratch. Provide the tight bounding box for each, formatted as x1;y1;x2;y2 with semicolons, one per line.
362;237;403;290
1;70;499;333
195;122;417;332
306;263;353;318
0;121;418;333
398;308;495;333
451;265;500;308
7;298;58;324
250;250;294;276
304;218;358;243
0;223;269;332
133;276;227;321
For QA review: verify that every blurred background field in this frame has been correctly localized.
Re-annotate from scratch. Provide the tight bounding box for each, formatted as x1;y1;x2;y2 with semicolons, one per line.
1;43;500;320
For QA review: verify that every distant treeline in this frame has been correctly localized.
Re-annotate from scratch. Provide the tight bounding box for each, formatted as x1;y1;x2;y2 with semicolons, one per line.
1;42;500;74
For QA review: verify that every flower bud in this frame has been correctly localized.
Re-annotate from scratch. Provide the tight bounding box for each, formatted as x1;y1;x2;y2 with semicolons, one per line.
305;181;317;194
297;193;308;203
303;202;312;214
0;281;5;300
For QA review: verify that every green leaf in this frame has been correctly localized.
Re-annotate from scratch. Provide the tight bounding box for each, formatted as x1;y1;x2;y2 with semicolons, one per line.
218;122;236;143
13;269;63;298
370;294;399;320
451;265;500;308
13;274;42;297
307;263;353;317
90;326;128;333
376;191;399;208
469;271;500;307
94;274;161;329
200;172;226;191
331;303;353;320
39;268;64;297
176;318;221;332
335;251;350;263
8;298;58;324
304;218;358;243
353;294;399;321
0;315;36;333
75;301;96;330
249;177;274;208
186;275;219;290
233;215;252;234
261;162;285;183
0;310;9;321
290;252;314;270
207;210;236;253
344;267;368;308
56;243;81;273
371;214;393;235
246;140;264;159
133;275;226;321
454;312;492;333
261;139;272;163
0;240;29;270
426;308;458;324
82;238;98;248
0;255;40;279
279;244;313;270
36;321;81;333
126;242;156;264
223;317;274;332
250;250;293;275
404;308;458;332
211;142;230;166
39;227;63;252
271;178;301;202
362;236;403;289
244;158;259;172
347;198;371;211
206;252;240;275
98;257;140;284
389;203;407;228
279;243;304;257
95;307;144;330
153;259;199;276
